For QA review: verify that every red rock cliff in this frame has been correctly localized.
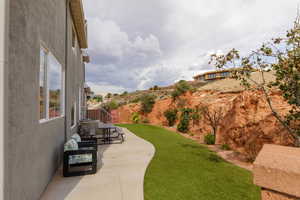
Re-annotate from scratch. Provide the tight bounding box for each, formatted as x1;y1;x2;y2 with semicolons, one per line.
115;89;295;160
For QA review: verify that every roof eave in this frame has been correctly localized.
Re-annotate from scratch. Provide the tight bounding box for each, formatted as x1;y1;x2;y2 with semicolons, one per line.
70;0;88;49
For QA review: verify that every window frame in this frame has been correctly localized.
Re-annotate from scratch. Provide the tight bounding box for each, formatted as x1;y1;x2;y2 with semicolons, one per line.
39;46;48;120
39;45;65;123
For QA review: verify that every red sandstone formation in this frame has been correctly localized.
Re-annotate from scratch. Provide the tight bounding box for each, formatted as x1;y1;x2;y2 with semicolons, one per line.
115;90;295;160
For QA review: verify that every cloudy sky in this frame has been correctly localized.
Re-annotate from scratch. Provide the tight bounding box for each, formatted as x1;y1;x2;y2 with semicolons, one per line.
83;0;299;95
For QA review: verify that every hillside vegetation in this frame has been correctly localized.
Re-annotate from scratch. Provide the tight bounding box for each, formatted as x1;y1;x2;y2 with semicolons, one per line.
106;71;275;107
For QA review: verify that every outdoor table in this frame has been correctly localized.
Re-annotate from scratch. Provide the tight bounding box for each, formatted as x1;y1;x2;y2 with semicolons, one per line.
97;123;117;144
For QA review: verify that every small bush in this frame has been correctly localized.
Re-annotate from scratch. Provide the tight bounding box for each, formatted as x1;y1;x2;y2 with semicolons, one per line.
204;133;215;145
190;87;197;93
105;93;112;99
102;100;119;111
120;91;128;97
92;95;103;102
171;90;182;100
208;154;223;163
171;80;191;100
130;97;140;103
164;108;178;126
153;85;159;90
131;112;140;124
140;94;156;114
107;100;119;110
142;118;150;124
221;144;231;150
189;132;194;136
177;108;193;133
191;112;200;121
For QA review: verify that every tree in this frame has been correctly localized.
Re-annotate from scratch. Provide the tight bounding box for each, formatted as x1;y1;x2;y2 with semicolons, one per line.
140;94;156;114
209;15;300;146
153;85;159;90
201;106;224;142
164;108;178;126
177;108;193;133
105;93;112;99
93;95;103;102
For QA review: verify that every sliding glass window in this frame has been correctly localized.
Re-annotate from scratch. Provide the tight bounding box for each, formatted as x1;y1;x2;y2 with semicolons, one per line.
39;46;64;121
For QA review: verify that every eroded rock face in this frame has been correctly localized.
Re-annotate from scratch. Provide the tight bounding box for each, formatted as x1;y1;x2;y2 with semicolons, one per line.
115;90;295;160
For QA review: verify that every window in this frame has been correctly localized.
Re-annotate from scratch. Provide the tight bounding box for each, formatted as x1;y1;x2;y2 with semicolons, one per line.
48;52;63;118
220;72;230;77
39;46;64;121
71;101;76;128
208;73;216;79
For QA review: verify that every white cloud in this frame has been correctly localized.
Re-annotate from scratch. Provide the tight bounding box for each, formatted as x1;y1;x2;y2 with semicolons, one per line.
86;81;127;95
83;0;300;93
88;18;162;65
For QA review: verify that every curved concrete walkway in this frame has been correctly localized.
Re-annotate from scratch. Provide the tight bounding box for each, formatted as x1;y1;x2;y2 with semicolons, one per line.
41;128;155;200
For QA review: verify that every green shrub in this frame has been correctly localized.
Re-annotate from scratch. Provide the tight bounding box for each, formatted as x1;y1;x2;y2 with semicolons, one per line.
120;91;128;97
164;108;178;126
107;100;119;110
221;144;231;150
93;95;103;102
105;93;112;99
142;118;150;124
131;112;140;124
171;90;182;99
102;100;119;111
171;80;192;100
177;108;192;133
208;154;223;162
190;87;197;93
189;132;194;136
191;112;200;121
130;97;140;103
140;94;156;114
153;85;159;90
204;133;215;145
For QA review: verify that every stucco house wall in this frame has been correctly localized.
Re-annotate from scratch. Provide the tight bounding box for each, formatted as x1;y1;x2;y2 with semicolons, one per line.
0;0;9;199
65;6;85;138
4;0;87;199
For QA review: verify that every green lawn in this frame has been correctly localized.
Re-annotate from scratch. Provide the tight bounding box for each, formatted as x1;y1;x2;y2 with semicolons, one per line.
118;124;260;200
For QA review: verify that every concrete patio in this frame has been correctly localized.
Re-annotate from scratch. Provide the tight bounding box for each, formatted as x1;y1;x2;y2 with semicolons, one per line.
41;128;155;200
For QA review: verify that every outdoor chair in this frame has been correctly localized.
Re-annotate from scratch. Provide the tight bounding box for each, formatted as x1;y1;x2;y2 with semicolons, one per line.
63;135;98;177
78;120;100;139
111;127;125;142
71;133;98;151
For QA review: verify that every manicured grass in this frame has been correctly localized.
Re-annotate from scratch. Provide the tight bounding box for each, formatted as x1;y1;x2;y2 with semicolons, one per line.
118;124;260;200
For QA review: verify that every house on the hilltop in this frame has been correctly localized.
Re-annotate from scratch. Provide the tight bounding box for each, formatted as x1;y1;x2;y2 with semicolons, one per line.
193;69;233;81
193;68;256;82
0;0;90;199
